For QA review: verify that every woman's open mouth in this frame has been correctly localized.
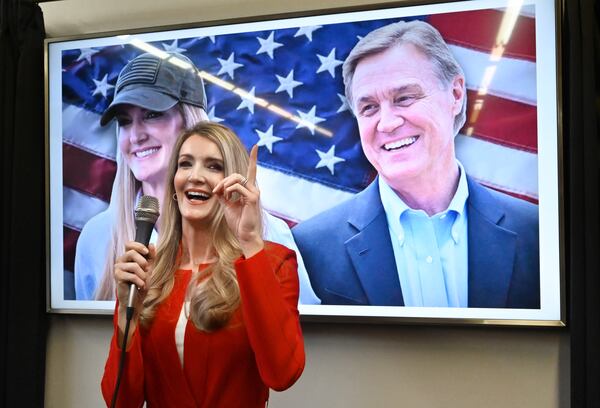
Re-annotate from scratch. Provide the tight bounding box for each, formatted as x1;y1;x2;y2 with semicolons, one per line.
185;191;211;202
134;147;161;158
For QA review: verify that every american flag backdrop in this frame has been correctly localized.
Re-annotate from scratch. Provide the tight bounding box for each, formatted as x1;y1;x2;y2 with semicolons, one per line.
59;7;539;300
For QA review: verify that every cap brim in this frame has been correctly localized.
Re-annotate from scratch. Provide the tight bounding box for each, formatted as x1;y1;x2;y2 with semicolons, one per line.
100;86;179;126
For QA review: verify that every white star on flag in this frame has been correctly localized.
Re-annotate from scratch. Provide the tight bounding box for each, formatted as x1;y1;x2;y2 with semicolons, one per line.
207;107;224;123
236;87;257;113
161;39;186;53
275;69;302;98
76;48;99;65
256;31;283;59
199;35;216;43
316;48;343;78
294;25;322;41
296;106;325;135
315;145;345;175
92;74;114;98
217;52;243;79
336;93;350;113
255;125;283;153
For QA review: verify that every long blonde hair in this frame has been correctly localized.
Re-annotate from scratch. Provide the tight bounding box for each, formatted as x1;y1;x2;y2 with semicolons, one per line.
140;122;259;331
94;103;207;300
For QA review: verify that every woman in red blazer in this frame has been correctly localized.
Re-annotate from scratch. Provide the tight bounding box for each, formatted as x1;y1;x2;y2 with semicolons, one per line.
101;122;305;407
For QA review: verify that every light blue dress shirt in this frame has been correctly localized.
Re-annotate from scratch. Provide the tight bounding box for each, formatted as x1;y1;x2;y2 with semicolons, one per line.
379;163;469;307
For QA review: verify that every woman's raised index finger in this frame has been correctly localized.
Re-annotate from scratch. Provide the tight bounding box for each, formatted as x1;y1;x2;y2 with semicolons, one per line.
246;145;258;184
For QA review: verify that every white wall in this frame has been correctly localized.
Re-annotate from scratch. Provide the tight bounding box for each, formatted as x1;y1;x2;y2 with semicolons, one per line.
46;314;569;408
42;1;570;407
285;325;569;408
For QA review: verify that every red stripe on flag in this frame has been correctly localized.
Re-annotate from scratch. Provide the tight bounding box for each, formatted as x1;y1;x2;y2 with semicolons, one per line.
463;90;537;153
429;10;536;62
64;226;80;273
63;143;117;202
482;182;539;205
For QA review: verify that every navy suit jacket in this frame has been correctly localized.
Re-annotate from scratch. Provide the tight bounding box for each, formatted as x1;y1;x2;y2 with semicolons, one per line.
292;177;540;308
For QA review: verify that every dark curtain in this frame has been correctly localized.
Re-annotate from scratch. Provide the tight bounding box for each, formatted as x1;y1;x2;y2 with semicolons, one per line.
0;0;47;407
0;0;597;406
565;0;600;407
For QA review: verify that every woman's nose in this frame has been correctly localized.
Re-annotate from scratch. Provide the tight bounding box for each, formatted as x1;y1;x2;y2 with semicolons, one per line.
376;106;405;133
188;165;207;183
128;119;149;144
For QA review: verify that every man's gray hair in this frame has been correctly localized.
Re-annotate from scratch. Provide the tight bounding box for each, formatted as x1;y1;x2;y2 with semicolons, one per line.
342;20;467;134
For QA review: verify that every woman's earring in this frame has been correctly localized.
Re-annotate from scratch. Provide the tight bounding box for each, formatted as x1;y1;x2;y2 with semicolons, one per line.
173;193;178;201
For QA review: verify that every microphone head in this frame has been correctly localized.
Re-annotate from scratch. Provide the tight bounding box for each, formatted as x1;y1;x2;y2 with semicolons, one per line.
135;195;160;224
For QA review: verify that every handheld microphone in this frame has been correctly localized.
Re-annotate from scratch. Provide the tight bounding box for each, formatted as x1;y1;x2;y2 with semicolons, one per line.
112;196;160;408
128;195;160;309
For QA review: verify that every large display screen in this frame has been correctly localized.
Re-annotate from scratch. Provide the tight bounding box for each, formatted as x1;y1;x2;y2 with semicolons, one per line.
46;0;563;325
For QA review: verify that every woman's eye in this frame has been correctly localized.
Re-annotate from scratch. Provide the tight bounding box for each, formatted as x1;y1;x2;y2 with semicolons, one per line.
115;117;131;127
144;111;163;120
208;163;224;172
178;160;192;168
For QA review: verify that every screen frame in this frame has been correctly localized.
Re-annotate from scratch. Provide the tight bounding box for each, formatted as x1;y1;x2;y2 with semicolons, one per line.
45;0;566;327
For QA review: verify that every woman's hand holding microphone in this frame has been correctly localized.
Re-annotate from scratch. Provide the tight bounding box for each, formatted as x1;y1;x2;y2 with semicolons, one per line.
113;242;156;347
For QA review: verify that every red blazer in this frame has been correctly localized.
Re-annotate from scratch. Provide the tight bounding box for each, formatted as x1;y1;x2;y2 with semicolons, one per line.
102;243;305;407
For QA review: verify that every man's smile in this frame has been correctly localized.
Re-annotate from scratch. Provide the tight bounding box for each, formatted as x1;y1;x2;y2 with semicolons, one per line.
382;136;419;151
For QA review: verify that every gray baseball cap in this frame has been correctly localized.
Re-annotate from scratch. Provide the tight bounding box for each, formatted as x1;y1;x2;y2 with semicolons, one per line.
100;52;207;126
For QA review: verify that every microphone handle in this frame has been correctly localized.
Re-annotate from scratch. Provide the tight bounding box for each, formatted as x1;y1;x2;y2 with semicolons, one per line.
134;219;155;246
128;219;155;308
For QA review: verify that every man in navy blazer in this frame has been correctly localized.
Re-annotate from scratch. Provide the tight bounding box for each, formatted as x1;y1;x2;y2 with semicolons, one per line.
292;20;540;308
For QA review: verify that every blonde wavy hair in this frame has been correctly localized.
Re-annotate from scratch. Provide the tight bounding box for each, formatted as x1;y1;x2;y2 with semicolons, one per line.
94;103;207;300
139;122;260;332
